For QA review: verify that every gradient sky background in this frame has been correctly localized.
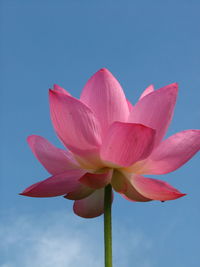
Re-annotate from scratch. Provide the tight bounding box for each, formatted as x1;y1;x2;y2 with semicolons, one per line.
1;1;200;266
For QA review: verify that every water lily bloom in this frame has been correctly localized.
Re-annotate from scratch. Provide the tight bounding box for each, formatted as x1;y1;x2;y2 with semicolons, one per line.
21;68;200;218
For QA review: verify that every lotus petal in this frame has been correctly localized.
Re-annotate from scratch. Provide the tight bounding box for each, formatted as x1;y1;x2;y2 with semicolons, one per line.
79;170;112;189
73;189;105;218
49;90;102;166
27;135;78;175
129;130;200;175
64;184;94;200
100;122;155;167
131;175;186;201
80;68;129;135
129;83;178;146
53;84;71;95
20;170;84;197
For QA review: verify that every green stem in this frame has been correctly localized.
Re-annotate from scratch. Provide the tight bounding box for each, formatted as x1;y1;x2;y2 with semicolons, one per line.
104;184;113;267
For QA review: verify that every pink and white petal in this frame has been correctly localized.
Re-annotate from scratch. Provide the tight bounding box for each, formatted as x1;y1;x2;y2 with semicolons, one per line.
121;182;151;202
139;85;154;100
73;189;105;218
53;84;71;95
80;68;130;136
112;171;151;201
133;130;200;175
64;184;94;200
100;122;156;167
20;170;85;197
129;83;178;146
79;170;112;189
131;175;186;201
27;135;79;175
49;90;102;158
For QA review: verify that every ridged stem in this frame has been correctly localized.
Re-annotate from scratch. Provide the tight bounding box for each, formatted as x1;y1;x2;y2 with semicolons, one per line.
104;184;112;267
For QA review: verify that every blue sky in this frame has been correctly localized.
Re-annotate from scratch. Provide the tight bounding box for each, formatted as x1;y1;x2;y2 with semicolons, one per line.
1;0;200;266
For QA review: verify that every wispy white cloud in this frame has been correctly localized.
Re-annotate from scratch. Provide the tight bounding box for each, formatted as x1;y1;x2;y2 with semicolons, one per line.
0;211;153;267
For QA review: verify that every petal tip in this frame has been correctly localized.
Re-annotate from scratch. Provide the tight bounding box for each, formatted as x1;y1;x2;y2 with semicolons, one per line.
169;82;178;92
95;68;112;77
164;192;187;201
27;135;37;144
49;87;67;98
49;88;55;94
26;135;32;144
19;190;30;197
168;192;187;201
178;193;187;198
19;192;33;197
173;82;178;90
49;88;60;95
99;67;109;72
19;186;32;196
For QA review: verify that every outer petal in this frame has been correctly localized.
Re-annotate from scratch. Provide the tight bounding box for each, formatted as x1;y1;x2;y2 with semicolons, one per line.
64;184;94;200
27;135;78;175
121;183;151;202
49;89;102;164
80;68;130;136
111;171;150;202
100;122;156;167
73;189;105;218
129;83;178;146
131;175;186;201
79;170;112;189
53;84;71;95
130;130;200;175
20;170;85;197
139;85;154;100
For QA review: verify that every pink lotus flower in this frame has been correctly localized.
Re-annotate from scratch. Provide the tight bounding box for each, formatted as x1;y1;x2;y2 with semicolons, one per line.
21;68;200;218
